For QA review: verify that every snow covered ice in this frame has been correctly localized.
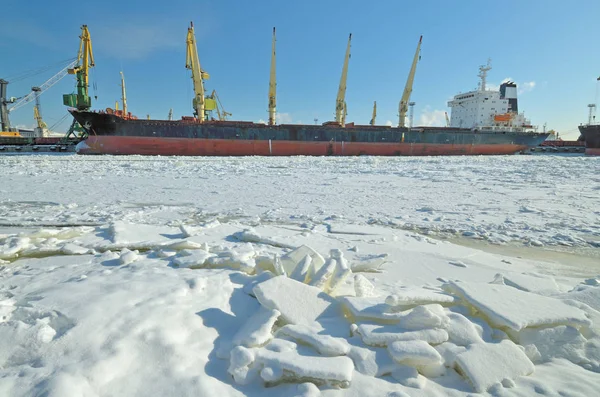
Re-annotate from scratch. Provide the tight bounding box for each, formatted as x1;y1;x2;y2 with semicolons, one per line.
1;154;600;396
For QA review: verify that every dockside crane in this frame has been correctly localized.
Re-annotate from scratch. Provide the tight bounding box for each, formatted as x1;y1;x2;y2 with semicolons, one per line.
207;90;232;121
62;25;95;140
63;25;95;111
186;22;210;122
370;101;377;126
268;27;277;126
445;111;450;127
335;34;352;127
398;36;422;128
1;56;79;133
32;87;48;137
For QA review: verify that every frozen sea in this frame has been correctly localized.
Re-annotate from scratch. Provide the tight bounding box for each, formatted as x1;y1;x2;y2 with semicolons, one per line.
0;153;599;396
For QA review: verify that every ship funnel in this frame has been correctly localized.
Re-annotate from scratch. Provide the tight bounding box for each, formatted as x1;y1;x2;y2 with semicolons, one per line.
500;81;518;113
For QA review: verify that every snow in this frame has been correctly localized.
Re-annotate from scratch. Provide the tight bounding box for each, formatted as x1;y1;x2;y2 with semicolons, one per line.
454;340;535;392
1;154;600;396
444;280;591;331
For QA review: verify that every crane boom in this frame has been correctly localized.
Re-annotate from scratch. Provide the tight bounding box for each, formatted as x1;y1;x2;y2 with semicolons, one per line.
370;101;377;125
335;33;352;126
120;71;128;116
186;22;209;122
9;59;77;113
268;27;277;126
445;111;450;127
398;35;422;128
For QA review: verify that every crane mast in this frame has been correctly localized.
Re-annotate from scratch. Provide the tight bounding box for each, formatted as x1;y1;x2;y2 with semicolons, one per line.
398;35;422;128
120;71;128;116
370;101;377;125
64;25;95;111
268;27;277;126
335;34;352;126
32;87;47;136
186;22;209;122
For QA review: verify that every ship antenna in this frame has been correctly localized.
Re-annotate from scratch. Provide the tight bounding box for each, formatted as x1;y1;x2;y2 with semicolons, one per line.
478;58;492;91
268;27;277;126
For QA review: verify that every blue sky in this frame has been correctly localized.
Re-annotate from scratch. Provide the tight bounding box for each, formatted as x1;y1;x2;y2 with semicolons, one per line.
1;0;599;138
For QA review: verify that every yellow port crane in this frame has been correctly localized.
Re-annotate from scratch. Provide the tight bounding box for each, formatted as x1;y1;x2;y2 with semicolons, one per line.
335;34;352;126
445;111;450;127
268;27;277;126
31;87;47;137
207;90;232;121
185;22;210;122
370;101;377;126
64;25;95;111
398;36;422;128
33;106;47;130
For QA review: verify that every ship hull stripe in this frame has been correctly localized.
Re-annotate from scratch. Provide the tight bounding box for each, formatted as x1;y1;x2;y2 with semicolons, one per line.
77;135;529;156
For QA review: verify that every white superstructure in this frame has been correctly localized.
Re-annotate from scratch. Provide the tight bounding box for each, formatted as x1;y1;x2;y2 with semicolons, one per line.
447;60;535;132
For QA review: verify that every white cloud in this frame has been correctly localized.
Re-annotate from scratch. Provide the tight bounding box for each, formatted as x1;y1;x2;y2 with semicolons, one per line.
94;21;182;60
385;120;393;127
276;112;292;124
518;81;536;95
257;119;266;124
419;107;446;127
487;78;535;95
15;123;35;130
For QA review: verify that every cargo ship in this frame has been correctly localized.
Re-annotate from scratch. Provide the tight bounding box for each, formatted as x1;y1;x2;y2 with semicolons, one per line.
71;24;548;156
578;124;600;156
578;82;600;156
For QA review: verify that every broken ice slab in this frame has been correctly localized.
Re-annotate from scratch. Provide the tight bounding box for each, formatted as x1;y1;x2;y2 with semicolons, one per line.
350;254;388;273
444;281;591;331
172;249;214;268
280;245;325;279
232;228;296;249
233;307;281;348
229;345;354;388
494;272;561;295
253;276;341;326
388;340;443;367
342;287;456;323
277;324;350;356
454;340;535;393
356;323;448;347
341;296;405;323
385;287;457;308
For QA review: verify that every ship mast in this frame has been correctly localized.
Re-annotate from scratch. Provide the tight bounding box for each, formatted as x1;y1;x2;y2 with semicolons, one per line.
268;27;277;126
370;101;376;126
478;59;492;91
335;34;352;126
120;71;128;116
398;35;422;128
186;22;209;122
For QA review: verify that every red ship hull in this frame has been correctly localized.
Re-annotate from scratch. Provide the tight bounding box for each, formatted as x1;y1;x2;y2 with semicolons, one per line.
77;136;529;156
586;147;600;156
